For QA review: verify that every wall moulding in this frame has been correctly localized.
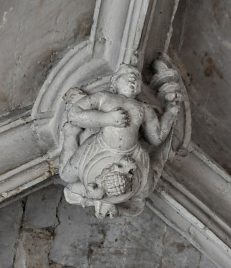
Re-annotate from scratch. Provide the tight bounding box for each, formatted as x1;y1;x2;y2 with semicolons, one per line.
147;189;231;268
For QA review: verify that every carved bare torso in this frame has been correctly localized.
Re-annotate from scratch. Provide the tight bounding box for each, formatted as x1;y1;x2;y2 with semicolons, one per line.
98;92;144;150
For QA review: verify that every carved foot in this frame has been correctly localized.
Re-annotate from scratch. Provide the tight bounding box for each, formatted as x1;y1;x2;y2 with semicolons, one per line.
94;201;118;219
64;183;118;219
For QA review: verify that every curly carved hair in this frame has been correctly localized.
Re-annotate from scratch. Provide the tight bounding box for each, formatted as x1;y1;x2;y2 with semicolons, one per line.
110;64;142;93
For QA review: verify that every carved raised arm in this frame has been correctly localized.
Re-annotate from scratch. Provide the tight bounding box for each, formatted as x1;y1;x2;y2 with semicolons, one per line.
143;58;182;146
67;91;129;128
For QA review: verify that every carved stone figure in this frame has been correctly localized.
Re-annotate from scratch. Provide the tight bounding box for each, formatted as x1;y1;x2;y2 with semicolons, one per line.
59;60;182;219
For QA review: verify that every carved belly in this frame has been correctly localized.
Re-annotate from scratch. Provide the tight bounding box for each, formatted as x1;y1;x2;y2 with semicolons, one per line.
102;126;139;150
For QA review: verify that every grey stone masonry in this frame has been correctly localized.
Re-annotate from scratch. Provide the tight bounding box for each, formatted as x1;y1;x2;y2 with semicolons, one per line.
0;201;23;268
0;185;218;268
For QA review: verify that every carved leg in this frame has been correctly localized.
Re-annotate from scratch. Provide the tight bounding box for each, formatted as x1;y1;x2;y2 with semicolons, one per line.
94;201;118;219
64;182;118;219
64;182;88;206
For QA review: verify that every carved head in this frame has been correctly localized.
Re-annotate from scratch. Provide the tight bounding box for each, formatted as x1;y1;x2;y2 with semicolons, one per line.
95;156;137;197
111;64;142;98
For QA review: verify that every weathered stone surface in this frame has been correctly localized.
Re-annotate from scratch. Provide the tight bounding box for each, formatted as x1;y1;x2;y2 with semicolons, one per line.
170;0;231;174
0;0;95;115
199;255;218;268
24;185;63;229
14;228;52;268
49;263;63;268
49;196;216;268
87;209;166;268
160;228;201;268
0;185;218;268
49;202;95;267
50;199;164;267
0;201;23;268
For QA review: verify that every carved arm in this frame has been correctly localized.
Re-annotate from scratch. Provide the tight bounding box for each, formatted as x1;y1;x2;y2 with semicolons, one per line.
68;92;129;128
60;91;129;183
142;103;178;146
143;58;182;146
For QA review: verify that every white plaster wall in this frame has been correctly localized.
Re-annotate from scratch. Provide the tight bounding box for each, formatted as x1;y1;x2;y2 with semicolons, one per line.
0;0;95;116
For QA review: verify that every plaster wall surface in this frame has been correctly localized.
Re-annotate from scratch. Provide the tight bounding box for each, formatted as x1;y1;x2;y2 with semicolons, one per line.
170;0;231;173
0;0;95;116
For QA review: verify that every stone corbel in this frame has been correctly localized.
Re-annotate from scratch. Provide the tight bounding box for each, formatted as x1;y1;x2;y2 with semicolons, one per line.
56;57;190;219
28;0;190;219
0;0;191;205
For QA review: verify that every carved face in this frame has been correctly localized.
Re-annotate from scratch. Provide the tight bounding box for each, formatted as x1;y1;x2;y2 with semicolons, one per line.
116;72;141;98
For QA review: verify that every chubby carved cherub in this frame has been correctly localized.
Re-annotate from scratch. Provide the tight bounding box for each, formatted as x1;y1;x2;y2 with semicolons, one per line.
59;61;181;219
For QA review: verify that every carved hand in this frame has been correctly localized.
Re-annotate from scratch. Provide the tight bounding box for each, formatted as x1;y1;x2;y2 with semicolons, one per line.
157;78;182;106
107;108;130;128
166;102;179;116
152;60;182;105
62;121;80;137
